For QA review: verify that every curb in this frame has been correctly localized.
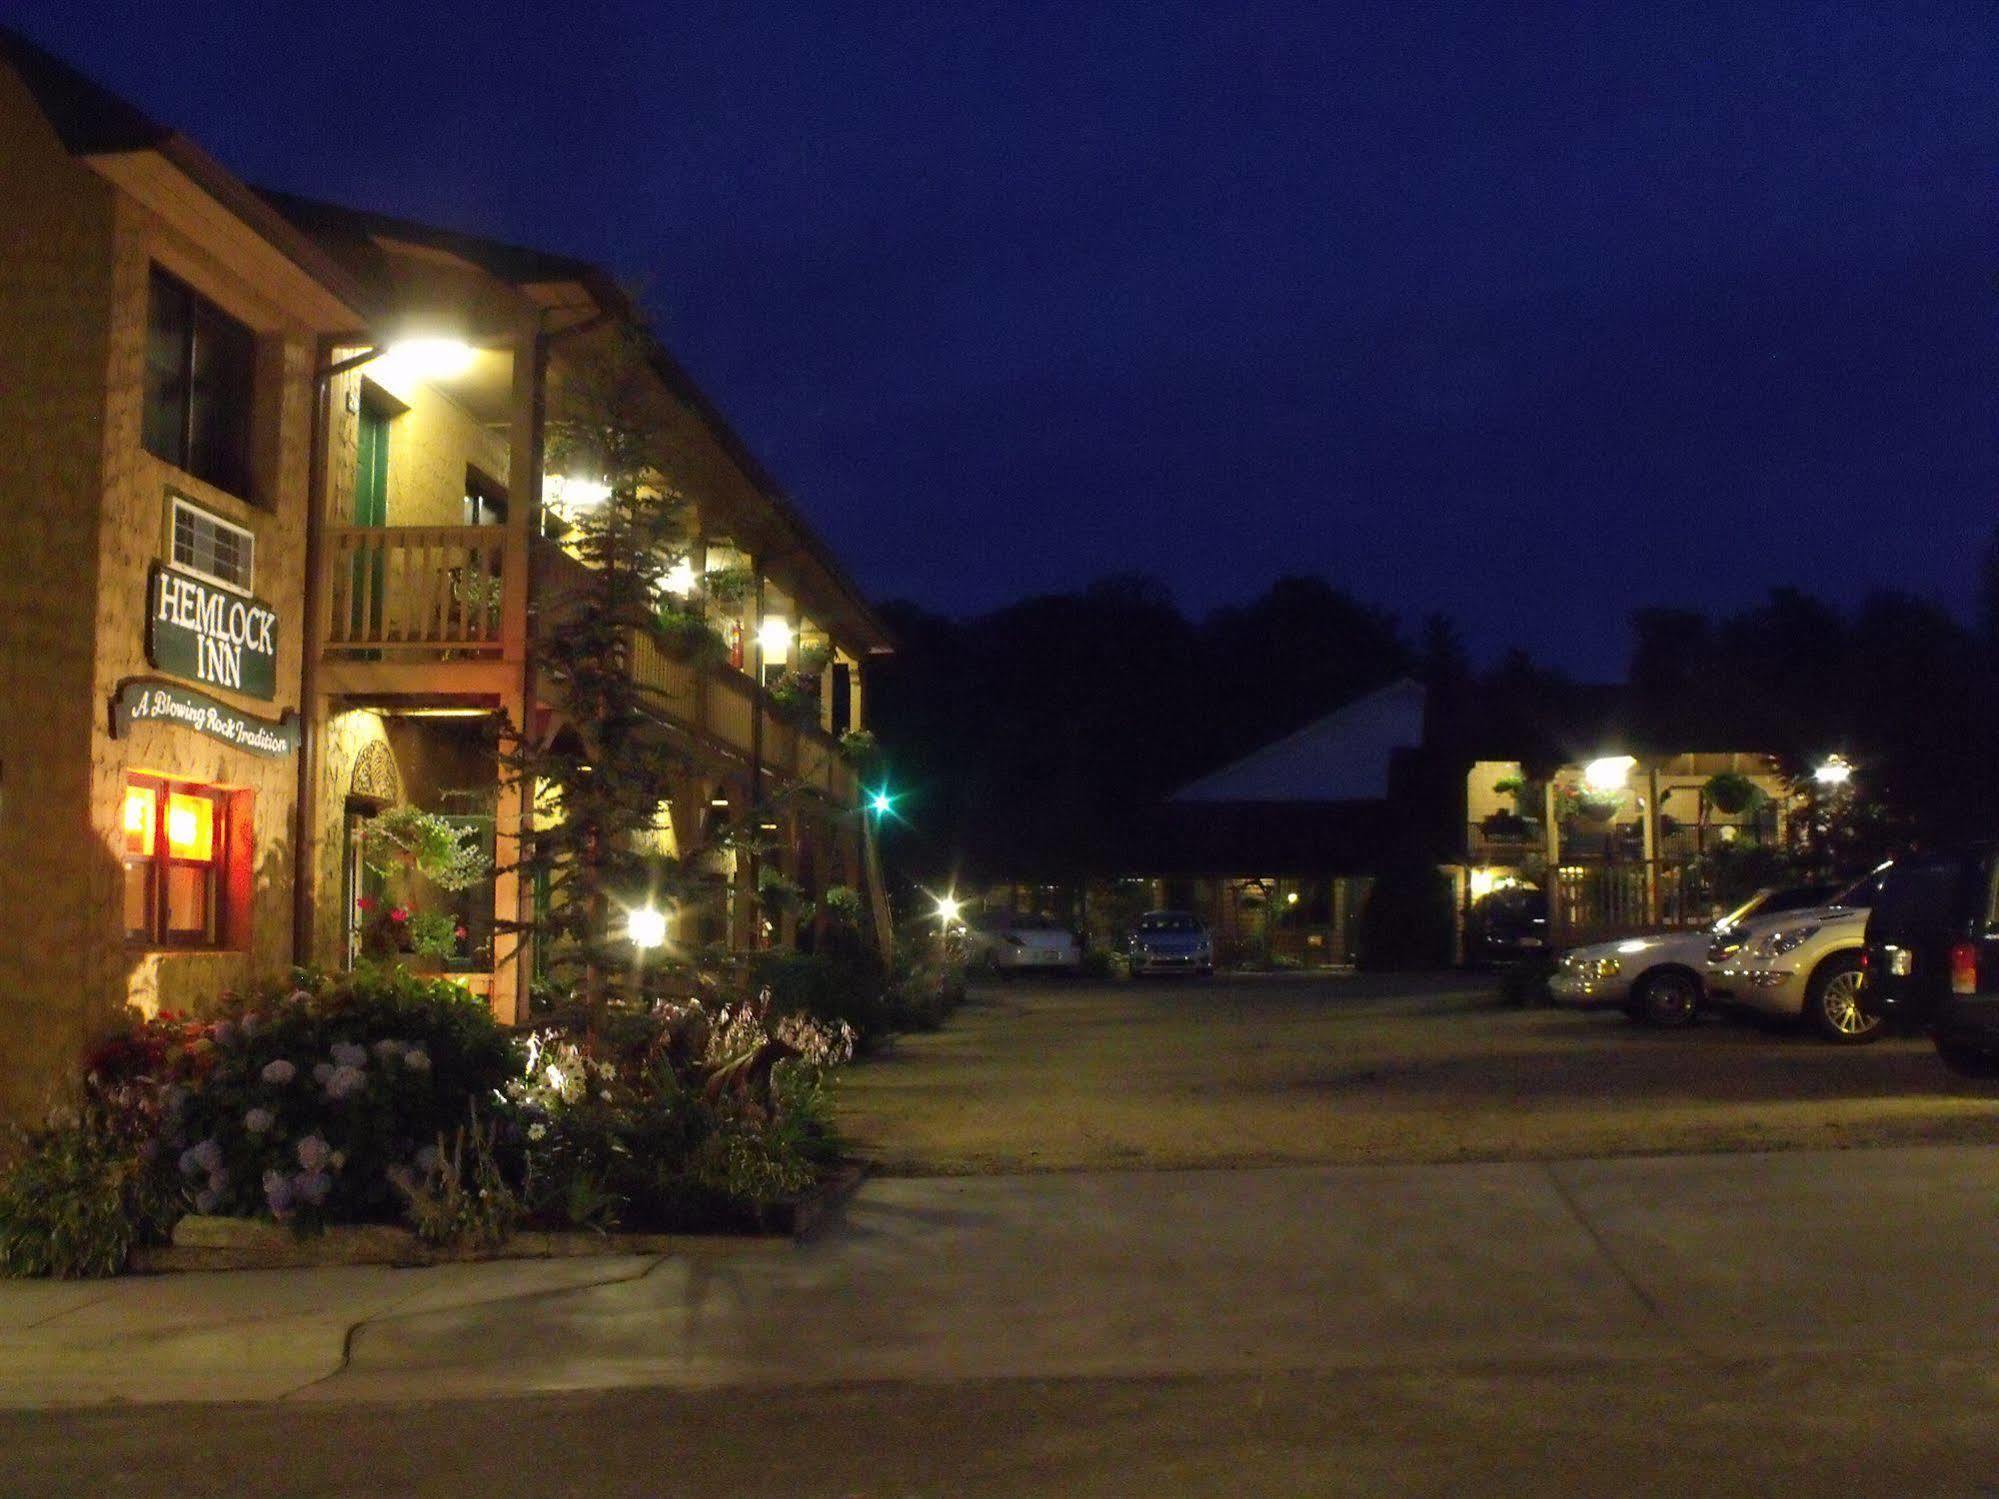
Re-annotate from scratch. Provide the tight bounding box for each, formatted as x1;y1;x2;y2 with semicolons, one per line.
126;1161;872;1274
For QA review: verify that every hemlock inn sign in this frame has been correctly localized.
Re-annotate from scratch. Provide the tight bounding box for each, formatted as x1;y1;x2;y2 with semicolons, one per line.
111;678;300;758
147;563;279;700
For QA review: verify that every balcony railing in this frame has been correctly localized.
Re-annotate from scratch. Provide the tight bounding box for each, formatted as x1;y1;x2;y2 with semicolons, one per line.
629;626;856;800
324;526;506;654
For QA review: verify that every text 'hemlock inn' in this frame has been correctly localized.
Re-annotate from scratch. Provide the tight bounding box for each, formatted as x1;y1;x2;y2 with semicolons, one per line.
0;30;890;1124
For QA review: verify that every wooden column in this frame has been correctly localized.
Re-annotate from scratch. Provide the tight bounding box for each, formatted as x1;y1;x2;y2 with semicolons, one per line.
1543;781;1564;950
492;312;545;1025
1642;766;1661;925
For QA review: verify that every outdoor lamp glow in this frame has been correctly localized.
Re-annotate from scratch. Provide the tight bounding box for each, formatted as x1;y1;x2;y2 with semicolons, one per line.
661;559;697;597
627;906;669;950
1583;755;1636;793
757;616;792;661
377;337;476;381
869;790;894;816
545;473;611;514
1814;757;1853;787
935;895;962;924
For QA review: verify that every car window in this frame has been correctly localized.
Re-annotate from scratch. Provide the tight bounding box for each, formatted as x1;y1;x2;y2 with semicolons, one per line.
1869;856;1971;938
1137;913;1199;933
1827;869;1888;908
1762;884;1837;915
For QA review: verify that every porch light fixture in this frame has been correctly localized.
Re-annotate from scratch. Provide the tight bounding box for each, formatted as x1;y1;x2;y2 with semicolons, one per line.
661;559;697;597
757;616;792;662
375;337;477;382
1813;756;1853;787
1583;756;1636;793
626;906;668;950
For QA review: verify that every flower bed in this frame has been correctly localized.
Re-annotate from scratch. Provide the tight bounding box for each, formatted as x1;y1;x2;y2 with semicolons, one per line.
0;968;856;1278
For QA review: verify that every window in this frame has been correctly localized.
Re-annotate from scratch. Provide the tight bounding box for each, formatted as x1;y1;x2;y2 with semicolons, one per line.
463;468;508;527
143;267;256;498
122;775;242;948
169;496;255;593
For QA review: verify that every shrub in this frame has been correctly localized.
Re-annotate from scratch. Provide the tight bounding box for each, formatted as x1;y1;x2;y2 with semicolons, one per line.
95;968;520;1232
396;1103;521;1250
1354;861;1457;971
754;952;893;1044
0;1100;175;1278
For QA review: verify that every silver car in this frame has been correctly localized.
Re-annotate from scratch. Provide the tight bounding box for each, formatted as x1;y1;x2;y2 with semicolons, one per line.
1548;884;1838;1026
1709;870;1888;1043
1128;911;1214;976
963;911;1083;977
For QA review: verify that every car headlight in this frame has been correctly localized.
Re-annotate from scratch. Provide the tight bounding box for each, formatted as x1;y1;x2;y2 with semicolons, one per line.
1563;954;1621;981
1761;924;1820;958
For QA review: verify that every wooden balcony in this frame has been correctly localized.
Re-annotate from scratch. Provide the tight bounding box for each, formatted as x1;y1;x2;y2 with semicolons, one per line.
324;525;507;656
628;626;857;801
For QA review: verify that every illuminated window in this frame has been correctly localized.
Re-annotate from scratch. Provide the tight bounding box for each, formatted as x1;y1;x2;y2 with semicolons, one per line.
122;776;240;948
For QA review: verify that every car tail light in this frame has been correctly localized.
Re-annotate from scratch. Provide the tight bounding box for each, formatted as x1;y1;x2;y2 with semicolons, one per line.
1951;942;1978;995
1857;948;1869;971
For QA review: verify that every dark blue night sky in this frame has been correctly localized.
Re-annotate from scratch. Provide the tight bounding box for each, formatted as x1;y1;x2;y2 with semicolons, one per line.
13;2;1993;675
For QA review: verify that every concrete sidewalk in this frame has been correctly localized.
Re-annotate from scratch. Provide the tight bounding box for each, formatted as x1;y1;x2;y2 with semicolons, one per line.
3;1144;1997;1408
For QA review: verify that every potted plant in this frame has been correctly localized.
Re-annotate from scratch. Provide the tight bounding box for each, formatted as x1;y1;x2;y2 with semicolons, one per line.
655;605;730;668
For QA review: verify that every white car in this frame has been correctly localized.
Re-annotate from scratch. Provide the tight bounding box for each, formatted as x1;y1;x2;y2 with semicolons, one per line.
1548;884;1840;1026
1709;877;1886;1043
963;912;1082;977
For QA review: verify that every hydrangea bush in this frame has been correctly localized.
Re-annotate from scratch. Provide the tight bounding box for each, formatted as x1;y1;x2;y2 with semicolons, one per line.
91;967;518;1231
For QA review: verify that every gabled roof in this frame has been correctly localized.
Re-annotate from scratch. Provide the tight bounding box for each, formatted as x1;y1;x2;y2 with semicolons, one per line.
0;24;165;154
1172;678;1428;804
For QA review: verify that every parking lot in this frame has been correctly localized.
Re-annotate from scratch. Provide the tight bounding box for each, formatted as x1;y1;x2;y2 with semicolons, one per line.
836;971;1999;1175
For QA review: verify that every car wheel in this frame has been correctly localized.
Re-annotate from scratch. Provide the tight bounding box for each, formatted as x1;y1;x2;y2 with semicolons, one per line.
1935;1034;1999;1078
1633;969;1700;1028
1805;955;1880;1044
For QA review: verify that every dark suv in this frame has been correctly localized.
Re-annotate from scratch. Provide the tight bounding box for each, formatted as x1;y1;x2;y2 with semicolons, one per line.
1861;844;1999;1077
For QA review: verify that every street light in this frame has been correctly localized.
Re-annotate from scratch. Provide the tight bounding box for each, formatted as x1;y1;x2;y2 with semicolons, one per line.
869;787;894;817
935;894;962;925
1813;756;1853;787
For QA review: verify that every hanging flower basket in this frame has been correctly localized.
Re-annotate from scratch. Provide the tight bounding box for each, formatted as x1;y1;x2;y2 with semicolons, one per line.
1703;772;1761;817
1480;810;1532;842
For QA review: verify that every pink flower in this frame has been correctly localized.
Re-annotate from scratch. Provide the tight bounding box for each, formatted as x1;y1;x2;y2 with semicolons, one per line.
389;906;409;924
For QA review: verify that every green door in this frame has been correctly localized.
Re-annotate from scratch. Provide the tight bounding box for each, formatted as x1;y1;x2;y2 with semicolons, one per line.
351;401;389;639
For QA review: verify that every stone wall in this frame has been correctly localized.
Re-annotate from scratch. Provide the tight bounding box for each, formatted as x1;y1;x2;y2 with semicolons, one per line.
0;67;119;1125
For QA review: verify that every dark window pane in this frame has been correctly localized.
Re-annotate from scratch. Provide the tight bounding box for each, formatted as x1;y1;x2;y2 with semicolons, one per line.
142;273;189;465
143;267;255;497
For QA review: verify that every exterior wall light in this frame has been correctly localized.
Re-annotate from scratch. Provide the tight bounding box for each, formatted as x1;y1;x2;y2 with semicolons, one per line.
627;906;668;950
1583;756;1636;793
758;616;792;662
1813;757;1853;787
